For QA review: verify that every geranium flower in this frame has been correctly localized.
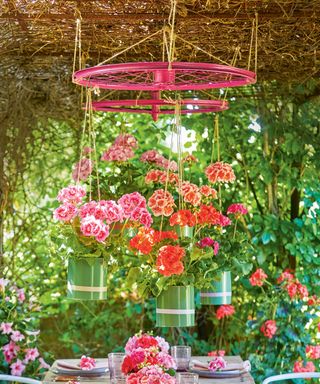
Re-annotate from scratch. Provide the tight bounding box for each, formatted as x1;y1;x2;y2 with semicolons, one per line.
196;205;221;226
79;355;96;370
293;360;316;373
72;158;93;182
208;356;227;371
249;268;268;287
57;185;86;205
277;269;295;283
200;185;217;198
179;182;201;206
114;134;138;148
216;305;235;320
260;320;277;339
148;189;175;217
205;162;236;184
101;144;134;162
197;237;219;255
118;192;147;218
306;345;320;359
169;209;196;227
182;154;198;163
156;245;185;276
54;203;78;222
227;203;248;216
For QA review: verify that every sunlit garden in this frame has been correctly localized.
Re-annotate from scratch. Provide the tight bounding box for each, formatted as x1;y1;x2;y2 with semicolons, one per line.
0;1;319;384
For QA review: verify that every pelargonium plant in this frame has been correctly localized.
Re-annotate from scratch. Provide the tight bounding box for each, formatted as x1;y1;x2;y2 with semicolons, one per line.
0;278;50;377
126;156;253;297
121;332;176;383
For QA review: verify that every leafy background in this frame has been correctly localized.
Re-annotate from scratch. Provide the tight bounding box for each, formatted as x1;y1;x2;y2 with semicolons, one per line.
1;82;320;382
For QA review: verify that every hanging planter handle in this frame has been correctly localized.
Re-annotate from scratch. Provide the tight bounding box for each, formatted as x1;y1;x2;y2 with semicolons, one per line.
67;257;107;300
156;285;195;327
200;271;232;305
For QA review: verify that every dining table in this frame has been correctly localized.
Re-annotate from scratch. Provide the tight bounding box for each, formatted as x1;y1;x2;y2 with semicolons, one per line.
43;355;255;383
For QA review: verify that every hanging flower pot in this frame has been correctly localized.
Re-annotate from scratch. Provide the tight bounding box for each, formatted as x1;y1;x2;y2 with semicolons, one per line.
67;257;107;300
200;271;232;305
175;225;193;239
156;285;195;327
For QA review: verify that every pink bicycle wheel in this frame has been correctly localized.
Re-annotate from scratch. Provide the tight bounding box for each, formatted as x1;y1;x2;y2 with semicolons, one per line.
73;62;256;91
90;99;229;121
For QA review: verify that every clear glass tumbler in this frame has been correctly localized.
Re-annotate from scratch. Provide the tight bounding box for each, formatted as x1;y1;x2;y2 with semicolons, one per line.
108;352;126;383
176;372;199;384
171;345;192;371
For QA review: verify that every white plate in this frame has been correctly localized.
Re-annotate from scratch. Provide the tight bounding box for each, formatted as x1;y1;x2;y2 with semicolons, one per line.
190;368;245;378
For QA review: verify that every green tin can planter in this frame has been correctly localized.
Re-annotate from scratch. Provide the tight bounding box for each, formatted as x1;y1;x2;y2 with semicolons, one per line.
156;285;195;327
175;225;193;239
67;257;108;300
200;271;232;305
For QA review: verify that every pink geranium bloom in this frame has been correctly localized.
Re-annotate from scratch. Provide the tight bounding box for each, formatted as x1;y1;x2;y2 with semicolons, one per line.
114;134;138;148
72;158;93;182
249;268;268;287
226;203;248;216
306;345;320;359
79;355;96;370
101;144;134;162
197;237;220;255
293;360;316;373
260;320;277;339
205;162;236;184
11;330;25;342
208;356;227;371
0;322;13;335
24;347;40;363
118;192;147;218
216;305;235;320
57;185;86;204
10;359;26;376
54;203;78;222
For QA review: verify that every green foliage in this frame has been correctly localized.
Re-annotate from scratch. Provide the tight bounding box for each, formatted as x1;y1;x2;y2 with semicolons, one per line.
2;83;320;382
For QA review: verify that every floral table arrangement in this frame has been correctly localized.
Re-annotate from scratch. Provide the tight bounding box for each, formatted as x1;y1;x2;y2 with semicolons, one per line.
121;332;176;383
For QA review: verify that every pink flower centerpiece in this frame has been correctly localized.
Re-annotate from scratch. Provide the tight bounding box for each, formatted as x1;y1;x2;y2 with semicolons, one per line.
121;333;176;383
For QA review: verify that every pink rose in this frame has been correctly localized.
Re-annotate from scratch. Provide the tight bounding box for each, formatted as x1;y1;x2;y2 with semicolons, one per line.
54;203;78;222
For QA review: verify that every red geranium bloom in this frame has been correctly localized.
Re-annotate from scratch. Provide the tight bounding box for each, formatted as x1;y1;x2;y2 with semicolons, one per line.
277;269;295;283
122;355;135;374
249;268;268;287
156;245;185;276
216;305;235;320
306;345;320;359
196;205;221;226
200;185;217;198
293;360;316;373
136;335;158;350
260;320;277;339
169;210;196;227
226;203;248;216
130;228;156;255
205;162;236;184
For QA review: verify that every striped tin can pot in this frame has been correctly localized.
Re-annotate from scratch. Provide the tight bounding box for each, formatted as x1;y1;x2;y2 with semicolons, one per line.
200;271;232;305
67;257;108;300
175;225;193;239
156;285;195;327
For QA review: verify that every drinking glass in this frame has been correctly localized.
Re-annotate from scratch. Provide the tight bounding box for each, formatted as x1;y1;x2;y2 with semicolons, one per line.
171;345;191;371
176;372;199;384
108;352;126;383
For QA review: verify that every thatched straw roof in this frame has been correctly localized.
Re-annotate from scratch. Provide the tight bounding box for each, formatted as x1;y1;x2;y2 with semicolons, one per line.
0;0;319;127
